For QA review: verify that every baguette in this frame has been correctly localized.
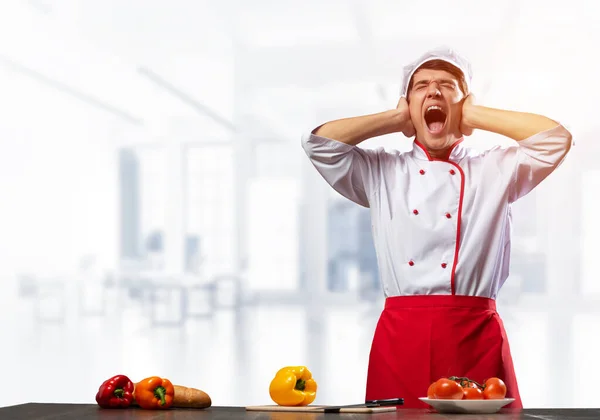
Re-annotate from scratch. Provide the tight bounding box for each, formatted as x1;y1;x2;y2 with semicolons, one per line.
172;385;212;409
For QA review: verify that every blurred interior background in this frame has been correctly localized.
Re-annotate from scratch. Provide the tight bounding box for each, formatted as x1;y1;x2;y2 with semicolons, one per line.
1;0;599;409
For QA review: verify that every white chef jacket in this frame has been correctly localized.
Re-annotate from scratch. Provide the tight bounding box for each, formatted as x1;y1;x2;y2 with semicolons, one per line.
301;124;573;299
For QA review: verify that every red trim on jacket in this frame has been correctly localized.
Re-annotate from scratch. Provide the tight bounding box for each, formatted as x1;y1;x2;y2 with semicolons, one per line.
414;139;463;161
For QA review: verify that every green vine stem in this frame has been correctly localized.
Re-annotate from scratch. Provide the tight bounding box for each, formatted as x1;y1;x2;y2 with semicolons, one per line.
448;376;485;389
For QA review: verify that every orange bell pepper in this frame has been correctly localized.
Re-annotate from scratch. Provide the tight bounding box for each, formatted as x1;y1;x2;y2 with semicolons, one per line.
269;366;317;406
134;376;174;409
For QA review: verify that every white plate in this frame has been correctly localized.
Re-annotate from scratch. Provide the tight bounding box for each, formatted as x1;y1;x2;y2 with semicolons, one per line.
419;397;515;414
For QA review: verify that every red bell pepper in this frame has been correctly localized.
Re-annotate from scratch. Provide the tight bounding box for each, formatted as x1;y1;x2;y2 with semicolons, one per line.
95;374;135;408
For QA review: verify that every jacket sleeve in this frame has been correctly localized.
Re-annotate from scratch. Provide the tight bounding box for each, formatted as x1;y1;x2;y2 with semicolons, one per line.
504;124;573;203
301;128;385;208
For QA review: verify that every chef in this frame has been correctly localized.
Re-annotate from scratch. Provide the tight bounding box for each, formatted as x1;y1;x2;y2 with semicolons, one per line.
301;46;573;409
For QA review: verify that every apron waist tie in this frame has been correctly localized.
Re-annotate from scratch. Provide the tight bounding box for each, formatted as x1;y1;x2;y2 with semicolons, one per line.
384;294;496;311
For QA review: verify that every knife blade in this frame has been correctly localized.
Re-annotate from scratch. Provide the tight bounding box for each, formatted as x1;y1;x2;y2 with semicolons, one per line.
315;397;404;413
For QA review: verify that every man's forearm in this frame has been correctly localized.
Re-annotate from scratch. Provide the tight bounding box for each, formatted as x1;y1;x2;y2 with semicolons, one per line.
314;109;407;146
465;105;560;141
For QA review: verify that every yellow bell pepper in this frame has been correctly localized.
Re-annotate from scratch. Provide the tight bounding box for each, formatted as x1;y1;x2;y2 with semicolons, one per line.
269;366;317;406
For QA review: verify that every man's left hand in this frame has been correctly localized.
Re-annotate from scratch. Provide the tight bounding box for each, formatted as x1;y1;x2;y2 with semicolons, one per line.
460;94;475;136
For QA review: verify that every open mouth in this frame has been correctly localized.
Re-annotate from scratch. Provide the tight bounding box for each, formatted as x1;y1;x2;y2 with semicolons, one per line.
424;105;447;134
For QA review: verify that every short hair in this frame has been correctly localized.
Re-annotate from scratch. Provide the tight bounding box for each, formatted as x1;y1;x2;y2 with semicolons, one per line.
407;59;468;97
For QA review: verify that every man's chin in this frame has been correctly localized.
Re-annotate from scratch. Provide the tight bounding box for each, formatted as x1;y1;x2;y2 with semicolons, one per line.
420;130;449;146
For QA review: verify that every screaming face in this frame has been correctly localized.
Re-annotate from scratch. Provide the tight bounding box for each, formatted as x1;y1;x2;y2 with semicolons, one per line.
407;66;466;156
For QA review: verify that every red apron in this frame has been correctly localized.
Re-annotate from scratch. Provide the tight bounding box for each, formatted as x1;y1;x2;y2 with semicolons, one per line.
365;295;522;409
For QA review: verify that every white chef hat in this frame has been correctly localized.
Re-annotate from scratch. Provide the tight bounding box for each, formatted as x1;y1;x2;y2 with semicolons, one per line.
400;46;473;98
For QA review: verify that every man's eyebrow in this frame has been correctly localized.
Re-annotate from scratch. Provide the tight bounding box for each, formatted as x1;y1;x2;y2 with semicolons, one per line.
437;78;457;85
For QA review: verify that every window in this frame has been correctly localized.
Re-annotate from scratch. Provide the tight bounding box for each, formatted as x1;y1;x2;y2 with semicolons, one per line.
137;147;167;267
247;178;299;291
573;313;600;407
581;170;600;295
185;145;235;279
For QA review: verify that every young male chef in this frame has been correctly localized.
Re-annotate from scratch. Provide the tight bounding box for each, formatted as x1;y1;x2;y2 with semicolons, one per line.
301;46;573;409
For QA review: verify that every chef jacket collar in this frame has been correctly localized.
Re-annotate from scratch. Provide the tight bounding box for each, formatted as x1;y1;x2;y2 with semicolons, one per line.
412;138;465;162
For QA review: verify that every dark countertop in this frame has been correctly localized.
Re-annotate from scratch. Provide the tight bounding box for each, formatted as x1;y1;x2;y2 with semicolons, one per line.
1;404;600;420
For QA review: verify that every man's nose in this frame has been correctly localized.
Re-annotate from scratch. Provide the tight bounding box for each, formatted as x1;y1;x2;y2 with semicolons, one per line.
426;82;441;98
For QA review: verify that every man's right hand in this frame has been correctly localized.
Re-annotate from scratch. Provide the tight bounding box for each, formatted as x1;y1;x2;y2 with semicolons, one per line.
397;97;416;138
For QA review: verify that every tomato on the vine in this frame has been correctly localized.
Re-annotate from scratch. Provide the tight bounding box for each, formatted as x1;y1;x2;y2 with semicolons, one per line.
427;382;436;399
427;375;508;401
462;387;484;400
483;377;507;400
429;378;463;400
